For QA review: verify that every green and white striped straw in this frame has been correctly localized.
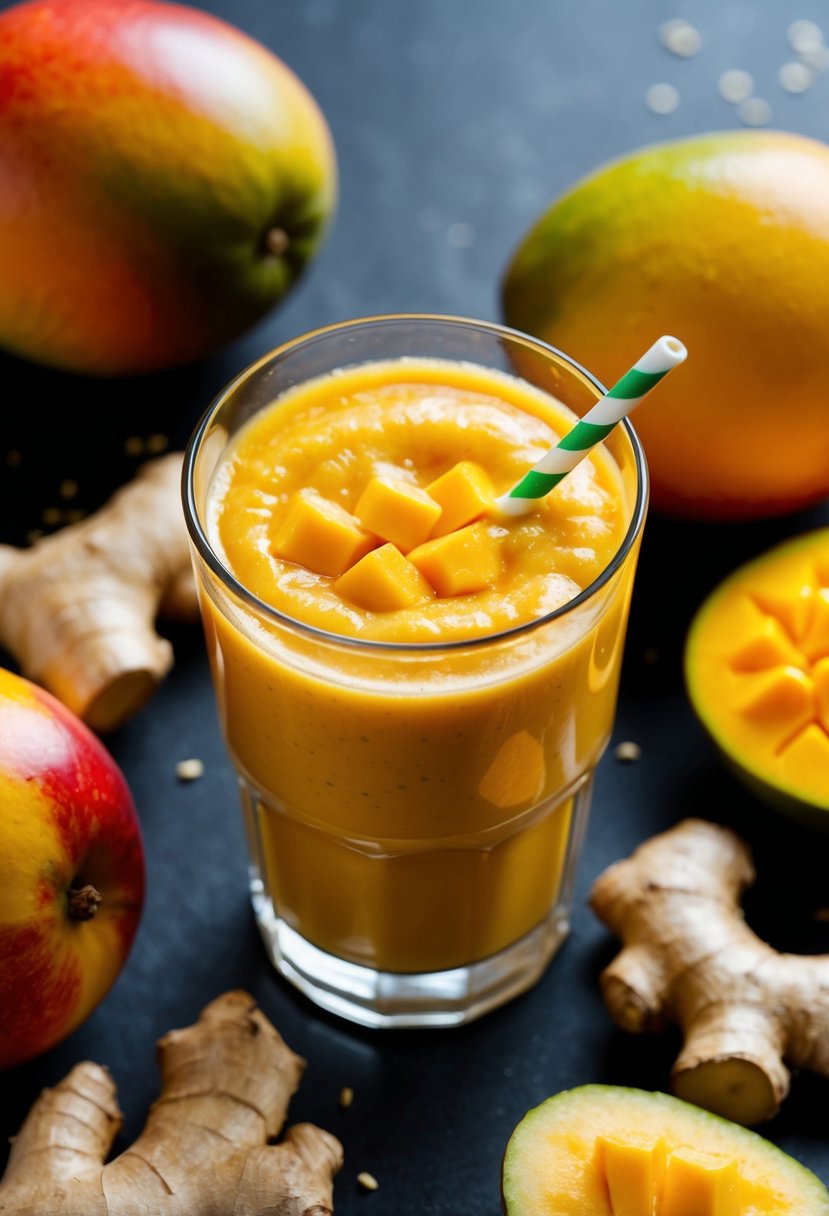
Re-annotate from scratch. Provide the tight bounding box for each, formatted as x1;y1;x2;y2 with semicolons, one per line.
496;335;687;516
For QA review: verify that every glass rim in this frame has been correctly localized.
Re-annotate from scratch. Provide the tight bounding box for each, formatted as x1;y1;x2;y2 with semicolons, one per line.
182;313;649;654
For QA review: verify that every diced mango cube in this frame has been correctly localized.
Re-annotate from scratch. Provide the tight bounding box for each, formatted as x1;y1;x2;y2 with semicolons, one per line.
596;1135;666;1216
661;1146;739;1216
753;584;815;643
272;489;375;578
408;522;502;597
730;617;802;672
426;461;494;538
354;475;441;553
334;544;433;612
778;722;829;785
739;666;814;726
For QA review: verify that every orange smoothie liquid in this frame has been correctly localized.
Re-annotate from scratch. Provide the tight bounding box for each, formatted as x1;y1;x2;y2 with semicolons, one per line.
202;358;637;973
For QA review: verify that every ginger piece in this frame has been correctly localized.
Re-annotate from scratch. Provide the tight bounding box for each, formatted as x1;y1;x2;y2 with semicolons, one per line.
0;453;198;732
0;990;343;1216
590;818;829;1125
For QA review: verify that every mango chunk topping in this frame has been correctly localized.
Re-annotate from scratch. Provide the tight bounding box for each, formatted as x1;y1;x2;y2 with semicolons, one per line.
661;1146;740;1216
596;1134;665;1216
272;489;376;578
334;544;432;612
354;475;441;553
408;522;502;597
426;461;495;538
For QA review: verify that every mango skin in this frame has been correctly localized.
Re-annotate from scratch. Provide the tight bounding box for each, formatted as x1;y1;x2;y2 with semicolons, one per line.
502;131;829;519
501;1085;829;1215
0;0;337;375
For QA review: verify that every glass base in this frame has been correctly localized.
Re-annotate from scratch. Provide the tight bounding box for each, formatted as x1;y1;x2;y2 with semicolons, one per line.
251;880;573;1028
246;775;593;1029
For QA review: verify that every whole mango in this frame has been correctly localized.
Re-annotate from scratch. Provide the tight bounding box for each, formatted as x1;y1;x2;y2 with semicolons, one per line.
503;131;829;520
0;0;337;375
0;668;144;1068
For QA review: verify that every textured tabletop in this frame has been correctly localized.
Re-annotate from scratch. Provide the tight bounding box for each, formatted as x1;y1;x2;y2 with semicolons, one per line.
2;2;829;1212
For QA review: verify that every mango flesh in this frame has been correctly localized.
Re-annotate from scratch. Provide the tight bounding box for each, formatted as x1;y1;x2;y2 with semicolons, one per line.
685;528;829;824
501;1086;829;1215
502;130;829;519
0;0;336;374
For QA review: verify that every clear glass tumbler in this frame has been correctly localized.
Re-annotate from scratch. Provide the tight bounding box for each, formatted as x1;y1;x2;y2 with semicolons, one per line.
183;315;647;1028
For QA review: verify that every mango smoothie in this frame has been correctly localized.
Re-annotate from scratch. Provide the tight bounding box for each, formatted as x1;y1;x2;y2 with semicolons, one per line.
184;317;646;1027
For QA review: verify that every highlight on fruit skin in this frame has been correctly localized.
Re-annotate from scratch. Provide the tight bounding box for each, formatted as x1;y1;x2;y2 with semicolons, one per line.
501;129;829;520
501;1085;829;1215
685;528;829;827
0;0;337;375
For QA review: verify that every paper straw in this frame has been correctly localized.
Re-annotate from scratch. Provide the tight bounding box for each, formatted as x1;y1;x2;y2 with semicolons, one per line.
496;335;687;516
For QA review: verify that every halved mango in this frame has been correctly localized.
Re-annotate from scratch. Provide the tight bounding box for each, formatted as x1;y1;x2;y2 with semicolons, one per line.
684;528;829;826
501;1086;829;1215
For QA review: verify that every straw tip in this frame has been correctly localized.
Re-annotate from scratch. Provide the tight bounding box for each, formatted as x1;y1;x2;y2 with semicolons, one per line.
658;335;688;364
494;493;533;518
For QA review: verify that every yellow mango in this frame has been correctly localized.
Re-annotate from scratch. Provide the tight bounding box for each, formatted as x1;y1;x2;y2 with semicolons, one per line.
685;527;829;826
501;1087;828;1216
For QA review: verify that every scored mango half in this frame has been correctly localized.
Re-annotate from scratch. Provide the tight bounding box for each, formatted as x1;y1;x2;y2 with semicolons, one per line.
501;1086;829;1215
685;528;829;826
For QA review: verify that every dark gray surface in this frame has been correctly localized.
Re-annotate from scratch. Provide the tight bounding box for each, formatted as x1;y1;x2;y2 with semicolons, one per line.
2;2;829;1211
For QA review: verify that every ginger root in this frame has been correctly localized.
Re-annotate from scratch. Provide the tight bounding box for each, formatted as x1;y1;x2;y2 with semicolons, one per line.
0;454;198;732
0;990;343;1215
589;818;829;1125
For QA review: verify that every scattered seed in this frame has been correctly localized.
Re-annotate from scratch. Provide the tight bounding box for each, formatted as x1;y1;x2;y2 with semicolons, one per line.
5;449;22;467
779;60;815;92
614;741;642;764
717;68;754;103
788;18;823;54
176;758;204;782
357;1172;379;1193
339;1086;354;1109
737;96;772;126
124;436;144;456
659;18;701;58
26;529;44;545
41;506;62;526
814;907;829;922
645;82;680;115
59;478;79;500
146;433;169;454
63;508;87;524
